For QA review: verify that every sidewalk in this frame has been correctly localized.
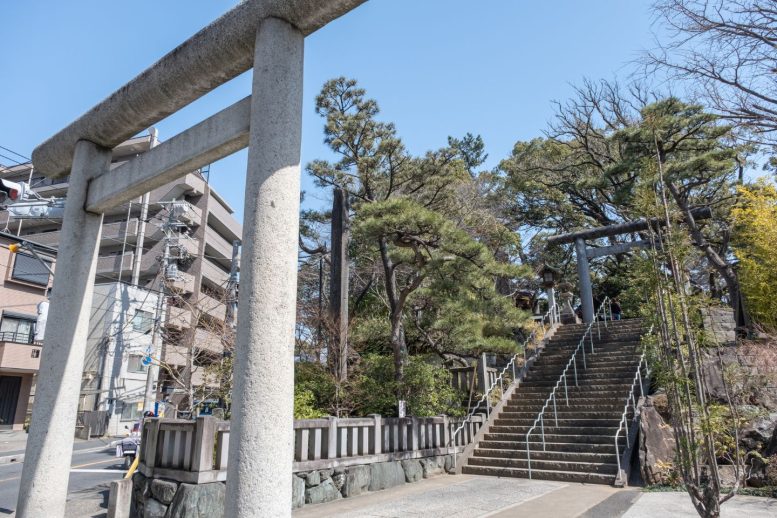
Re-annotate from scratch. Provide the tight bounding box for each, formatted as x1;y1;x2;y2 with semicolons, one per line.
293;474;777;518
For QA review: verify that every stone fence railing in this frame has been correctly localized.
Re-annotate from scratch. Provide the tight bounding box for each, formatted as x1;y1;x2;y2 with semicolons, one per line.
138;414;483;484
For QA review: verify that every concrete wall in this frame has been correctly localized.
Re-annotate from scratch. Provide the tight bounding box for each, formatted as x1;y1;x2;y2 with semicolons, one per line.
131;454;457;517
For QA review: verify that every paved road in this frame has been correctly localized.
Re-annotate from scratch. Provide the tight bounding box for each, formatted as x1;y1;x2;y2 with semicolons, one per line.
0;442;125;516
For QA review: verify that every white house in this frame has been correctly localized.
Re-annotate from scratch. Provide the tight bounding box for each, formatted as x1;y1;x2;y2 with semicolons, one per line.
81;282;159;436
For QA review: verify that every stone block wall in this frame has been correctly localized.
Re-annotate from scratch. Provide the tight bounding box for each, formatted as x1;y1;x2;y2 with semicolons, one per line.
131;454;456;517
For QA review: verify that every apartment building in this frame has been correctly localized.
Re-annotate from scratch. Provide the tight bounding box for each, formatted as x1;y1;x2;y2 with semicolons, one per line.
0;134;242;408
82;282;159;436
0;232;54;430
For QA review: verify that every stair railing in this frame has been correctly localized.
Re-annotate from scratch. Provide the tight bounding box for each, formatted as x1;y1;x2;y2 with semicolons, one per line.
524;296;611;479
449;303;560;468
613;325;652;485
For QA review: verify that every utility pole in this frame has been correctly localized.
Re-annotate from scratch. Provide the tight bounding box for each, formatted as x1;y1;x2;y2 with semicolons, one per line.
225;240;240;329
132;128;158;286
142;203;174;413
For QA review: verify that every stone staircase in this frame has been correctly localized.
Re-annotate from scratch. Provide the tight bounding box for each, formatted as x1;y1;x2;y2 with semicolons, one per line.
462;318;645;484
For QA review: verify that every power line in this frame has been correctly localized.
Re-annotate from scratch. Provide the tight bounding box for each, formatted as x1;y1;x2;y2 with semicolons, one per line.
0;145;31;162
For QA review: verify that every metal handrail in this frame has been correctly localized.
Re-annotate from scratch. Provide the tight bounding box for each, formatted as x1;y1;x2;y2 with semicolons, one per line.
524;296;612;479
450;303;560;467
613;325;653;485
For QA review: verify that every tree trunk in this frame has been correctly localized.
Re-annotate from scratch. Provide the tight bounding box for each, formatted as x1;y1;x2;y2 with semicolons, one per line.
390;310;407;399
665;181;750;331
379;236;409;409
329;187;350;382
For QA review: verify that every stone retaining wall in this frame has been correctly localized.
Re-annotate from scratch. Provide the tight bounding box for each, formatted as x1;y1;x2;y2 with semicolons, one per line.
131;454;456;517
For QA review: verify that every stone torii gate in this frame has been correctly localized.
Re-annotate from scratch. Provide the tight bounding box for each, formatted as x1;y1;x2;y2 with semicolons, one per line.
546;208;711;323
16;2;367;517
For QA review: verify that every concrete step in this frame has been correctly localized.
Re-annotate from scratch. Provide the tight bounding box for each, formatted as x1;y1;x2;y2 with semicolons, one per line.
489;424;619;436
472;448;617;463
484;432;623;444
499;411;629;421
467;455;618;474
492;417;622;428
461;464;617;484
477;440;621;454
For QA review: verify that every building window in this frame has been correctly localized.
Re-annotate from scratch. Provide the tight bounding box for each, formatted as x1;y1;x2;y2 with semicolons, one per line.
11;253;51;286
127;354;148;373
132;310;154;334
0;316;35;344
31;349;40;358
120;401;143;421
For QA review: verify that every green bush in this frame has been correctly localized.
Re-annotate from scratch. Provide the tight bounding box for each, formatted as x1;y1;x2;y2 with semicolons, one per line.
350;354;464;417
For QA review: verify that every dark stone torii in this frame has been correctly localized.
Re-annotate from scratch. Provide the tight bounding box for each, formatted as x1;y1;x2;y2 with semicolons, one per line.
547;208;712;323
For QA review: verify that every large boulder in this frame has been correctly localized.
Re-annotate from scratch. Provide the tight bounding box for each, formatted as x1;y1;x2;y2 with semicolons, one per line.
292;475;305;509
401;459;423;482
420;457;445;478
369;461;406;491
343;465;371;497
639;397;677;485
741;412;777;451
150;479;178;505
166;482;225;518
305;478;342;505
303;470;321;488
143;498;167;518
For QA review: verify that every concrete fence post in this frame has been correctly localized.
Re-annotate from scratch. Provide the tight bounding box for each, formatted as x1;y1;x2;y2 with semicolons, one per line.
327;416;338;459
224;17;304;518
16;140;109;518
371;414;382;455
107;478;132;518
191;416;216;472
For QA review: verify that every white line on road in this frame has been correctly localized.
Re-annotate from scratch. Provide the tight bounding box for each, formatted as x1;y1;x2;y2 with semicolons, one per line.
70;469;126;474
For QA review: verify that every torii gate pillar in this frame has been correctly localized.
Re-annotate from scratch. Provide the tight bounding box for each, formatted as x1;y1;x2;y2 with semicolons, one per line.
574;237;595;323
225;17;304;517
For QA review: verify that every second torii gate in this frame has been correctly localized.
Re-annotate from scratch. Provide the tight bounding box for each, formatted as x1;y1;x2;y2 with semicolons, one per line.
546;208;711;323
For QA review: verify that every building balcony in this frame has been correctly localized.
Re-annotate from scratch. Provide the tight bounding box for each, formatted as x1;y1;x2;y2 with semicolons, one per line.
154;173;206;202
197;292;227;322
166;306;193;331
200;257;230;289
194;328;224;355
204;226;236;263
27;219;140;248
168;270;195;295
174;201;203;227
96;252;135;277
0;334;42;373
206;198;242;243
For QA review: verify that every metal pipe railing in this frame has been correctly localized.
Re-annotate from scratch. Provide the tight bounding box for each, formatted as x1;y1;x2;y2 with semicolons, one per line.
525;296;611;479
450;303;560;468
613;325;653;485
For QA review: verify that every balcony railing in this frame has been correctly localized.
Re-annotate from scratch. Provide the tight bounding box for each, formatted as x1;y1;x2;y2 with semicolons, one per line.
0;331;41;346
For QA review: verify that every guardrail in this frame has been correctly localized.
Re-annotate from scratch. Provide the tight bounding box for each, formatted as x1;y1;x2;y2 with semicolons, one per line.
449;303;560;468
525;296;611;479
614;327;651;485
139;414;482;483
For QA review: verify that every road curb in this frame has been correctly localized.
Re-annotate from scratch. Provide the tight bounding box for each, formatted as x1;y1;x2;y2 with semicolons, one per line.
0;445;110;466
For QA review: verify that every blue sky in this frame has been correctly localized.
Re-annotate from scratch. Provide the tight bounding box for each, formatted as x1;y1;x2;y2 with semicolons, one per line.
0;0;657;220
